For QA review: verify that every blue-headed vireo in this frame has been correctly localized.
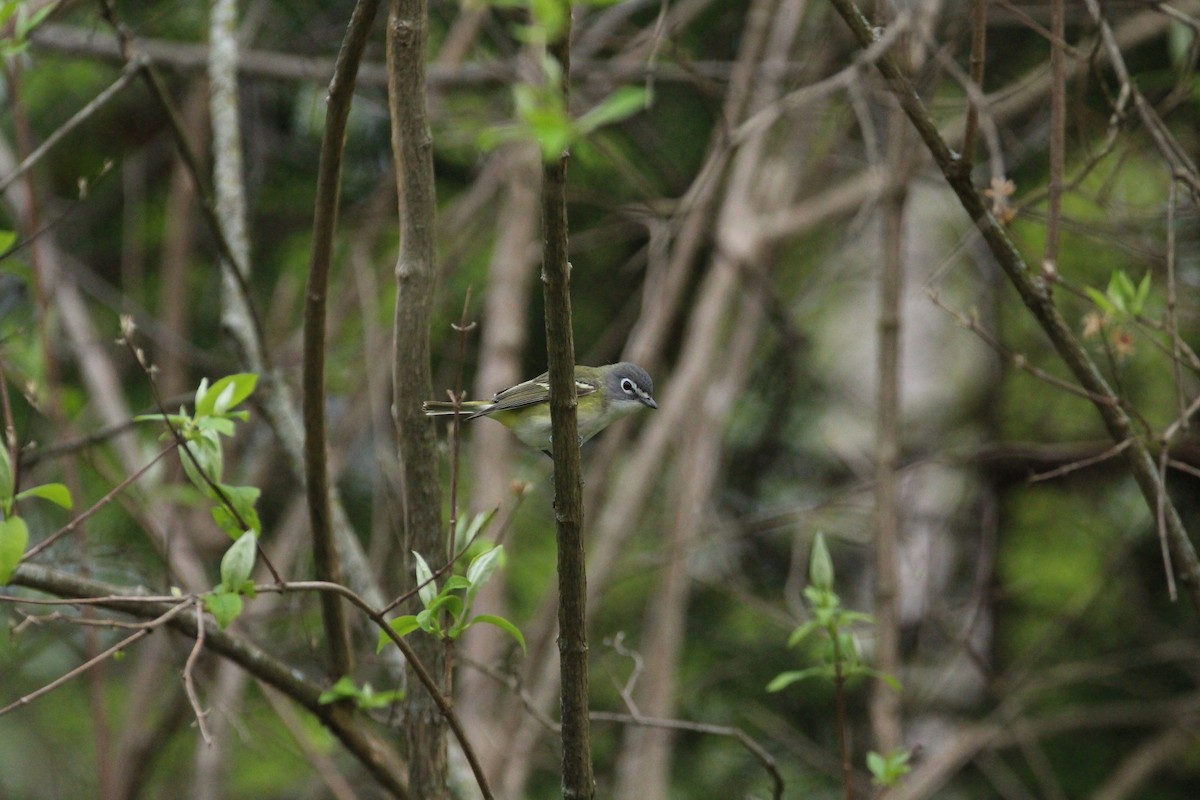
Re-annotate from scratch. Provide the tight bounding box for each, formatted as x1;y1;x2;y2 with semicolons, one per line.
423;362;657;452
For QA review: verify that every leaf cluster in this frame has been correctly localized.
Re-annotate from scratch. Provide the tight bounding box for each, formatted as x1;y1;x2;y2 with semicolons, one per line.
378;514;525;655
0;445;73;585
137;374;262;628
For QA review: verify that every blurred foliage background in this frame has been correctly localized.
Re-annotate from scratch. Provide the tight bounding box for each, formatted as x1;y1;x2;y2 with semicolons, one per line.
2;0;1200;798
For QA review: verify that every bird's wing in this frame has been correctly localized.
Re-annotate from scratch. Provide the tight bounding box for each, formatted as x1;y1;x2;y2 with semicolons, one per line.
489;369;600;412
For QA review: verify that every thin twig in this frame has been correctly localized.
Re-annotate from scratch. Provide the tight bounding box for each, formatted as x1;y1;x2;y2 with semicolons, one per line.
9;564;408;795
260;579;495;799
1028;438;1133;483
1157;446;1178;600
0;601;191;717
0;59;140;193
927;290;1117;406
0;361;18;501
447;288;476;563
95;0;269;357
826;0;1200;607
23;442;176;561
1043;0;1065;272
961;0;988;172
183;597;213;745
593;712;786;800
116;329;283;585
1166;180;1186;429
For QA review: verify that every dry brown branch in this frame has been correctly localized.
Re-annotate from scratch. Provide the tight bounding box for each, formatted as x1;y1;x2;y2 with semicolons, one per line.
0;600;192;717
301;0;381;683
29;22;794;87
824;0;1200;606
182;597;213;746
597;712;785;800
0;58;139;194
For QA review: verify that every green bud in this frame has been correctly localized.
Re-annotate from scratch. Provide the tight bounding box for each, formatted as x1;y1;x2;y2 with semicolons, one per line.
809;531;834;591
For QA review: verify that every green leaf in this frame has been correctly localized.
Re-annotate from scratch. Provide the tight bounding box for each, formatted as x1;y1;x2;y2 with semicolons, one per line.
318;675;359;704
0;515;29;585
15;482;73;510
0;445;13;506
464;544;504;609
211;484;261;537
195;374;258;418
766;666;828;692
577;86;651;134
809;532;834;591
180;435;223;491
413;551;437;608
415;607;442;635
204;590;243;629
16;2;54;38
424;592;465;624
1133;272;1151;315
354;684;404;709
455;507;497;551
196;416;236;437
864;668;903;692
443;575;471;592
468;614;526;653
318;677;404;709
376;615;421;653
785;620;820;648
528;0;569;41
867;748;912;787
1085;287;1115;314
220;530;257;589
133;412;191;427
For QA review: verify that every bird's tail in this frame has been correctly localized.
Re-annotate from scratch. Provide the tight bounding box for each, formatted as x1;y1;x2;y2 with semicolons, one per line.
423;400;491;418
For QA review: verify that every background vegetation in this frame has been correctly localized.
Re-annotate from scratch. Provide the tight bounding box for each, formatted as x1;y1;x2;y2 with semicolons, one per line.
2;0;1200;798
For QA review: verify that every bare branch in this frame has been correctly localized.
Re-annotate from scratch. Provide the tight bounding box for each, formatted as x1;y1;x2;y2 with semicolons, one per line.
827;0;1200;610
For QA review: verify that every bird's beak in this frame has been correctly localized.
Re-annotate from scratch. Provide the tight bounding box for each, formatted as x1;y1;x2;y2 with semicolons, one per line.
642;395;657;410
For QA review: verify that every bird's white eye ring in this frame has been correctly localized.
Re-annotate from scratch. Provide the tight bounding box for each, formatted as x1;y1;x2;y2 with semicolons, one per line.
621;378;635;393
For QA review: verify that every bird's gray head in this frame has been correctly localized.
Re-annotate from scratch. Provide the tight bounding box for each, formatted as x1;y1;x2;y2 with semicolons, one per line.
606;362;657;409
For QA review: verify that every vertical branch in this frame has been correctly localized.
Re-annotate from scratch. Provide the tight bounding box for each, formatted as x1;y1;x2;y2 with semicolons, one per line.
1044;0;1065;270
961;0;988;174
197;2;255;789
831;628;854;800
387;0;448;795
541;14;594;800
209;0;256;363
1166;181;1185;426
825;0;1200;609
303;0;382;680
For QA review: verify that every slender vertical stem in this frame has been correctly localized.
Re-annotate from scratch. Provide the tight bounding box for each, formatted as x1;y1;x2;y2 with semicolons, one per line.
303;0;382;680
961;0;988;174
1044;0;1065;269
540;13;594;799
830;628;854;800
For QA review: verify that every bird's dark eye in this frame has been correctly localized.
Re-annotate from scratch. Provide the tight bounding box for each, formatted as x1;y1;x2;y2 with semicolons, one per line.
621;378;635;393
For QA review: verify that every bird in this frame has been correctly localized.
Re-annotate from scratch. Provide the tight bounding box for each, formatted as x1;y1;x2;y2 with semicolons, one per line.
423;362;657;452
